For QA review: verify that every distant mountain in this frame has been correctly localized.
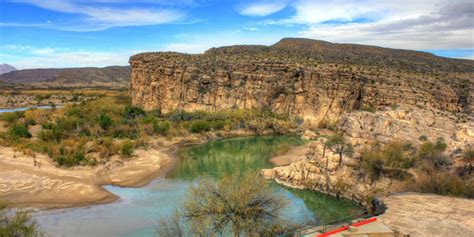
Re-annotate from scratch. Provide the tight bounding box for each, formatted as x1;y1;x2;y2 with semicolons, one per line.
0;66;130;89
0;64;17;75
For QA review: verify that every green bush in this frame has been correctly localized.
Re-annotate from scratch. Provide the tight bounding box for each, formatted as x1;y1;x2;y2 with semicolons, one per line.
123;106;146;119
189;120;211;133
121;140;134;158
417;139;450;169
54;150;86;167
360;149;384;182
98;114;112;130
8;124;31;139
153;120;171;135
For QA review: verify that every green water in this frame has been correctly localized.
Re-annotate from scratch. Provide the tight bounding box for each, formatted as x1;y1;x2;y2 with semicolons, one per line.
168;136;303;179
36;136;361;236
169;136;362;222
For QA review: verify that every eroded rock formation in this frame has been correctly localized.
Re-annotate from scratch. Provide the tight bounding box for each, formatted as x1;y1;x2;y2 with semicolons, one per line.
129;38;473;123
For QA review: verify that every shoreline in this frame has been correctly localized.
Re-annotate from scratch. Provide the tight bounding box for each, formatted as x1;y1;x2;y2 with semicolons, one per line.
0;129;266;209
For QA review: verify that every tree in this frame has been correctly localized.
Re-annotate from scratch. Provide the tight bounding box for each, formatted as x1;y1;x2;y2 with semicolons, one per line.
325;133;353;169
178;172;288;236
0;201;43;237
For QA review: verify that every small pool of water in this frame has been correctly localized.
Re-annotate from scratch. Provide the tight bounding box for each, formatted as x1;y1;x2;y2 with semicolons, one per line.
35;136;361;236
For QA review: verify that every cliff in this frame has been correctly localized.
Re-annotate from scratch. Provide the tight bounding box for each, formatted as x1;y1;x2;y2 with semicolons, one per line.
130;38;473;120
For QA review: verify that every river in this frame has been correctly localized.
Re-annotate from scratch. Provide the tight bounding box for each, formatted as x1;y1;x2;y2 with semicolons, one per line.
33;136;361;236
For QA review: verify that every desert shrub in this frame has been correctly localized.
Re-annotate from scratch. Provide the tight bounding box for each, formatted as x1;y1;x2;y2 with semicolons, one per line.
360;141;415;181
381;141;415;169
464;148;474;161
405;171;474;198
360;149;384;182
417;138;451;170
0;201;43;236
8;124;31;139
167;110;200;122
109;124;139;139
189;120;211;133
95;137;118;158
209;119;231;131
318;119;338;130
97;113;112;130
121;140;134;158
53;148;86;167
24;109;51;125
1;111;24;124
360;104;376;113
153;120;171;135
123;106;145;119
418;135;428;141
175;172;288;236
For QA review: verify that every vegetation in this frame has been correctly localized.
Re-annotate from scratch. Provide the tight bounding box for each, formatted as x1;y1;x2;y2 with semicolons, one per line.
360;141;415;182
360;138;473;198
324;133;354;168
8;124;32;139
0;201;43;237
0;95;298;167
158;173;289;236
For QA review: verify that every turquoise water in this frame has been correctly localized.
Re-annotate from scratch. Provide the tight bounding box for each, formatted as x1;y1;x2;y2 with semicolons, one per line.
35;136;360;237
0;105;58;113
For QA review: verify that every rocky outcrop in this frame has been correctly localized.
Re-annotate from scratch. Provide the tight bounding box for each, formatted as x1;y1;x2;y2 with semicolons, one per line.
263;139;392;203
129;38;473;122
340;105;474;154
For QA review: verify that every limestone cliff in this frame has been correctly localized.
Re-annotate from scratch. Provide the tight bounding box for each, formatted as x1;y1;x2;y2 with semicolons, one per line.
130;38;473;122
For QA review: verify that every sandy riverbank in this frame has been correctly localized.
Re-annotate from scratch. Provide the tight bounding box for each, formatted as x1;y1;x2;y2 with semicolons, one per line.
0;136;203;208
0;129;260;209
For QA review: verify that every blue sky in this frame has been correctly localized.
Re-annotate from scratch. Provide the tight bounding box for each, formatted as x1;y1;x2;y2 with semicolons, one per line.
0;0;472;69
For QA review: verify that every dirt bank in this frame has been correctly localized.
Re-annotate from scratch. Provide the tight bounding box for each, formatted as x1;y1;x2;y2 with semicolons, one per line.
0;130;260;209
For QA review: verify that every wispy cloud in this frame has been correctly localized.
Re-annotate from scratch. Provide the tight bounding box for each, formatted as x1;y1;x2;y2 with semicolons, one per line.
238;2;287;17
8;0;187;31
1;44;134;69
254;0;474;51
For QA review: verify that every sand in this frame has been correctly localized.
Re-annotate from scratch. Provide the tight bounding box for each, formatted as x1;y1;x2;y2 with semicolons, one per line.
269;146;308;166
0;130;259;209
0;136;206;208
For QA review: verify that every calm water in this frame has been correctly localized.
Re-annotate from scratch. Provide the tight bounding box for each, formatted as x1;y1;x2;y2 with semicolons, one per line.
0;105;60;113
35;136;361;237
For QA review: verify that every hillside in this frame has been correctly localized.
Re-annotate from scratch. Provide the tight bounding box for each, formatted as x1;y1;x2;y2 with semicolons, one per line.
0;66;130;89
130;38;473;116
0;64;17;75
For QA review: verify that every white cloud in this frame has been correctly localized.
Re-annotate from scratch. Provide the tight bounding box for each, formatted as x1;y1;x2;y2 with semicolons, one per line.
238;2;286;17
243;27;258;31
9;0;185;30
259;0;474;50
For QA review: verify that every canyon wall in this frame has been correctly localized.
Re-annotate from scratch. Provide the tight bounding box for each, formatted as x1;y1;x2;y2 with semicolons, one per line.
129;39;473;123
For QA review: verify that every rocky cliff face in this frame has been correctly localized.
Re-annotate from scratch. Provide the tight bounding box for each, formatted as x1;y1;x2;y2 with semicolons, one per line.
130;38;473;121
130;38;474;202
263;104;473;203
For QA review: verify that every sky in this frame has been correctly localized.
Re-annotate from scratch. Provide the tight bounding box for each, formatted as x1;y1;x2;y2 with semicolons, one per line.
0;0;473;69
